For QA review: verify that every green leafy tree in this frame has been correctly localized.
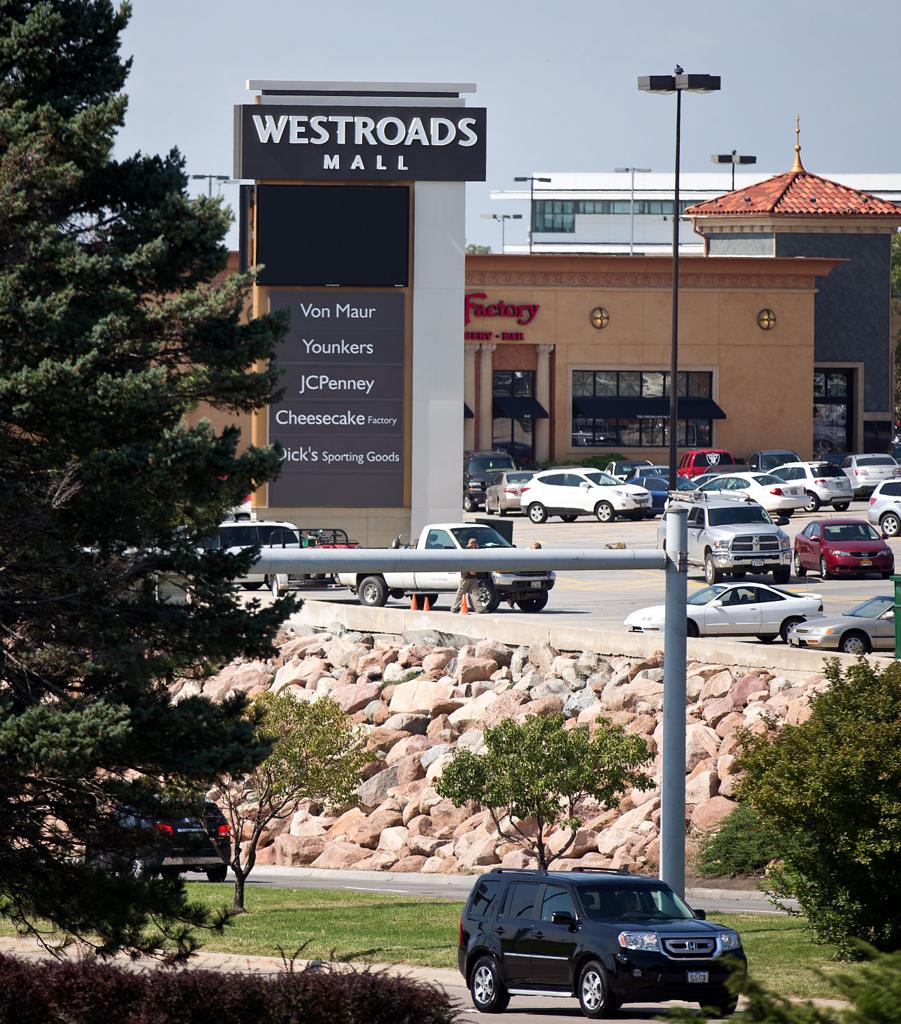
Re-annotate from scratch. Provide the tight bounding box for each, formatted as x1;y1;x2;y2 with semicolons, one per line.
0;2;290;959
437;713;651;870
216;694;368;913
891;232;901;299
737;659;901;955
465;243;491;254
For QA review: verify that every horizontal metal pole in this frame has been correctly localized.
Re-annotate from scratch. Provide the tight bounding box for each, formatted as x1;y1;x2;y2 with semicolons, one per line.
252;547;667;575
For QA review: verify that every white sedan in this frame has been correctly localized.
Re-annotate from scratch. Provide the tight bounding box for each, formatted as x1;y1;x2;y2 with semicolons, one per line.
696;472;807;515
625;581;824;643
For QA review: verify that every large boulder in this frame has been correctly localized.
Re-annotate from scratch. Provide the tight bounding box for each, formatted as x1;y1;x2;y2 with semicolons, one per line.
448;689;499;728
329;681;381;715
311;840;370;869
356;765;401;810
389;678;454;715
691;796;738;832
273;835;325;866
345;808;404;850
528;641;560;677
482;689;529;728
474;638;513;667
456;653;500;686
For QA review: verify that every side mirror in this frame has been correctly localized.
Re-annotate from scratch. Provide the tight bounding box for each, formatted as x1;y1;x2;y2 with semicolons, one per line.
551;910;576;928
693;908;707;920
580;481;591;489
709;598;723;608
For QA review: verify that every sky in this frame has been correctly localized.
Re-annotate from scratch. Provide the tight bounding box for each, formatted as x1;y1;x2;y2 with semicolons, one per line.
117;0;901;250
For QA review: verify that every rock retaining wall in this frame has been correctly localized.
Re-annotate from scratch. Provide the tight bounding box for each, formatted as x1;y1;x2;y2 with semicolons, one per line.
179;623;827;875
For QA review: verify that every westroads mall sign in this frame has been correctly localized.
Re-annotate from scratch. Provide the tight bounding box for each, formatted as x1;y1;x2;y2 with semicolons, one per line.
268;291;405;508
234;105;487;181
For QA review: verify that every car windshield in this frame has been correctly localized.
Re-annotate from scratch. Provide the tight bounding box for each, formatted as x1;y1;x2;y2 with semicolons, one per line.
857;455;895;466
844;596;894;618
584;472;619;486
577;884;696;922
688;584;729;606
707;506;773;526
753;474;782;485
675;477;695;491
762;452;798;467
469;456;516;473
823;524;880;542
449;526;512;549
505;472;533;483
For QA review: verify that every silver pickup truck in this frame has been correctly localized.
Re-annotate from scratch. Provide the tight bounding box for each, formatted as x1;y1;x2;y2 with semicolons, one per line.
337;522;555;613
658;494;792;585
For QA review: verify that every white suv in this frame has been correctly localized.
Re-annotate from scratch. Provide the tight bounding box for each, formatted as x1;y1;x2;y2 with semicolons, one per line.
770;461;853;512
867;478;901;536
841;454;898;497
520;468;651;524
208;519;302;596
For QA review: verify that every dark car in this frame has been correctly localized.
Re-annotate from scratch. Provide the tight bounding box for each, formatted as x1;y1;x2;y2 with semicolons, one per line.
458;868;745;1018
463;450;517;512
793;518;894;580
103;801;231;882
626;473;693;513
746;449;800;472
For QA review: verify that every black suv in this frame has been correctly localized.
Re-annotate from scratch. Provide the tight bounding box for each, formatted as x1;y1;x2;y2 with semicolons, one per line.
458;868;745;1018
463;450;518;512
99;801;231;882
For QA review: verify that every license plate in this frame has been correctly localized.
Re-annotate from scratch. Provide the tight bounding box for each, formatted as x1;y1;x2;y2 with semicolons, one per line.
751;559;764;567
530;581;543;589
687;971;709;984
861;559;872;566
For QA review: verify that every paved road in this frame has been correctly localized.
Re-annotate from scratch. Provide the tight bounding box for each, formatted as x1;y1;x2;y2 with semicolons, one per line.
184;864;783;916
251;500;897;653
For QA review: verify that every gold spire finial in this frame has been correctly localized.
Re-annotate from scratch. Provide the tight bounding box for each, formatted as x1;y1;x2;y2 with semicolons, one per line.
791;114;805;172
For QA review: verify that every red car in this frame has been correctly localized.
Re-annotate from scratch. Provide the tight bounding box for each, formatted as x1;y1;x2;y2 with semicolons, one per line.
792;518;894;579
677;448;736;478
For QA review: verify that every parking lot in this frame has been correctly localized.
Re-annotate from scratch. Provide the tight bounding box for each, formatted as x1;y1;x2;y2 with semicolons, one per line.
254;499;899;655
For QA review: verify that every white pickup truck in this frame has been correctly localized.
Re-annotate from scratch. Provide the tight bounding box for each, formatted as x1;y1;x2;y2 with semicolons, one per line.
337;522;555;613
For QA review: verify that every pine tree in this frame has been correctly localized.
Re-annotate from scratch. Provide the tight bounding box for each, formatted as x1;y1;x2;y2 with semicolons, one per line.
0;1;290;959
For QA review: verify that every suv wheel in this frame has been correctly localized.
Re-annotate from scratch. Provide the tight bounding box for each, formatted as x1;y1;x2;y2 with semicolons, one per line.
578;960;614;1019
358;575;388;607
833;502;850;512
804;491;821;513
206;865;228;883
463;494;476;513
595;501;615;523
527;502;548;524
704;553;722;585
772;566;791;584
881;511;901;537
702;992;739;1017
469;956;510;1014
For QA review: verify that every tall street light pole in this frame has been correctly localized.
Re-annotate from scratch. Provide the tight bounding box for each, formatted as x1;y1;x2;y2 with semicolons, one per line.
638;66;720;900
711;150;757;191
481;212;523;252
191;173;230;197
514;175;552;253
615;166;652;254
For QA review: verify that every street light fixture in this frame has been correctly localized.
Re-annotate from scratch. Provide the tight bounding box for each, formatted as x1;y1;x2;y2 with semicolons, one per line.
711;150;757;191
191;173;231;197
480;212;523;252
514;175;552;253
614;166;652;254
638;65;720;901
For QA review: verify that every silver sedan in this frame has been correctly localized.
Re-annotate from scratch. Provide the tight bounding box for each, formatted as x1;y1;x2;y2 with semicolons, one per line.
485;470;535;515
787;595;896;655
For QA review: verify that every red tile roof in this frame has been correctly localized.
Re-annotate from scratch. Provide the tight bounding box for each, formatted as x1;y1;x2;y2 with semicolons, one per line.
686;170;901;218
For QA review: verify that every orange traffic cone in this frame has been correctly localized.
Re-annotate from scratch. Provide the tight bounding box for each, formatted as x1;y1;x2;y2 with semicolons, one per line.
423;595;431;612
460;594;469;615
410;594;419;611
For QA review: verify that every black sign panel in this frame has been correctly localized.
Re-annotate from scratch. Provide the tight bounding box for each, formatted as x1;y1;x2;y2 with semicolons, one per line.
235;105;486;181
269;291;405;508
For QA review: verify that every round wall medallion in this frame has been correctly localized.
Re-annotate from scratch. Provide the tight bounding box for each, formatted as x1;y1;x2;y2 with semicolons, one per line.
757;308;776;330
590;306;610;329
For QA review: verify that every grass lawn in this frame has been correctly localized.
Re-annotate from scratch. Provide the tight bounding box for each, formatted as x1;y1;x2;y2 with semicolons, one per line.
187;885;862;999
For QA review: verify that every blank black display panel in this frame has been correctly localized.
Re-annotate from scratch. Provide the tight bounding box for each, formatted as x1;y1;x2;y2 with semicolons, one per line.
254;184;409;287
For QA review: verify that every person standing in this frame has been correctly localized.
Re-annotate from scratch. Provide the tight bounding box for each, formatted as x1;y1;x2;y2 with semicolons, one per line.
452;537;481;613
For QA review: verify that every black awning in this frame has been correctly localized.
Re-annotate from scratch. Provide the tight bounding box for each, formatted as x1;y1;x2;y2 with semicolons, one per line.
492;396;549;419
572;396;726;420
678;397;727;420
464;403;474;420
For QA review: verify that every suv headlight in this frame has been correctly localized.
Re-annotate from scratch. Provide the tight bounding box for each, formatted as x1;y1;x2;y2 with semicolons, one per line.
618;931;660;952
718;931;741;952
711;539;730;552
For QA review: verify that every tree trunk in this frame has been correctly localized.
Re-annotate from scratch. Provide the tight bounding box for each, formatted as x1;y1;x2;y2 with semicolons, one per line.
232;871;247;914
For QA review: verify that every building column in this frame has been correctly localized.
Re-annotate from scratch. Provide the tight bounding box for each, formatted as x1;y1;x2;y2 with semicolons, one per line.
478;343;497;449
535;344;555;463
464;344;477;450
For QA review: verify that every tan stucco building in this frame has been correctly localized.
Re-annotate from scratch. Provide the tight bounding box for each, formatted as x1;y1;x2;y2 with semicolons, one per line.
464;253;840;467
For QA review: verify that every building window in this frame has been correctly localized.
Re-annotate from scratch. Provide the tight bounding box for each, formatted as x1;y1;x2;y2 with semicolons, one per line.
813;369;853;456
570;369;715;448
533;198;700;232
493;370;536;463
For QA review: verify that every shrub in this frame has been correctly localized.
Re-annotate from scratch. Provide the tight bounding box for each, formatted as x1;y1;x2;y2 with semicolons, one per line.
0;955;461;1024
737;658;901;955
695;803;780;878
